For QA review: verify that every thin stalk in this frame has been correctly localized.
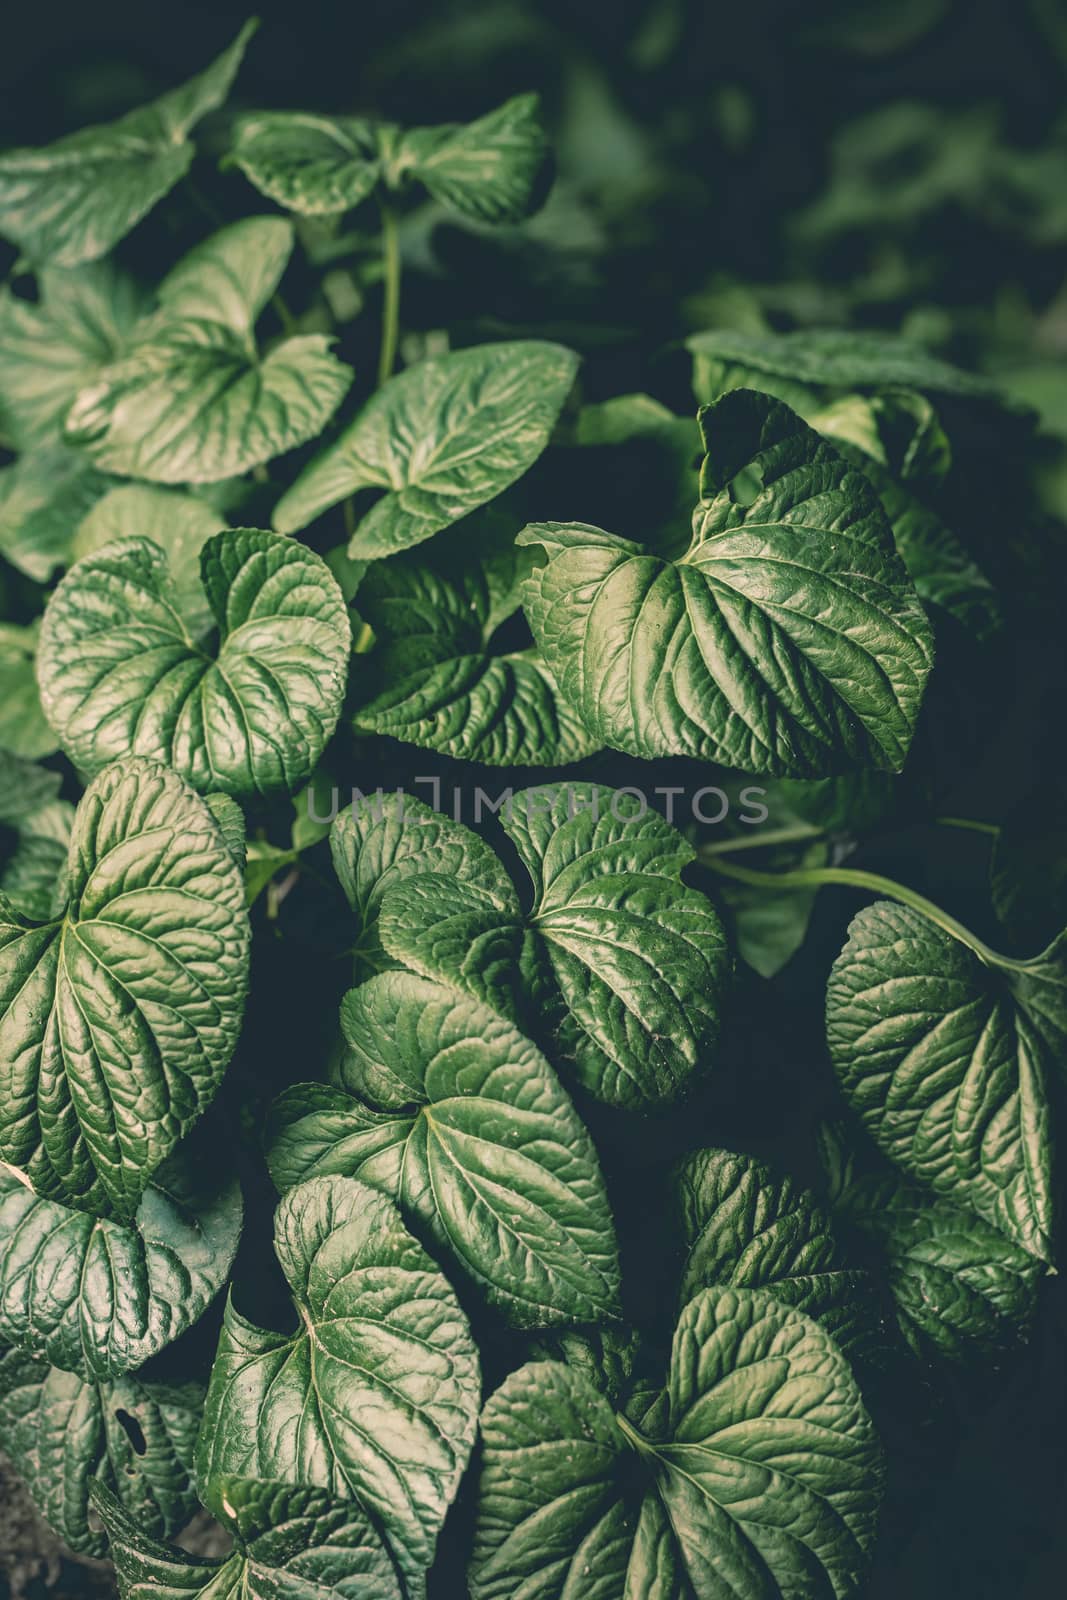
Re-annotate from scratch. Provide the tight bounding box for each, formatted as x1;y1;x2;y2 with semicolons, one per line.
698;823;825;856
698;853;1007;968
377;201;401;387
934;815;1001;839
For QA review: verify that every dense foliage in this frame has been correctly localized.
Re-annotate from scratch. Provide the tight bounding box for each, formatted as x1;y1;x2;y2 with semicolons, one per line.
0;7;1065;1598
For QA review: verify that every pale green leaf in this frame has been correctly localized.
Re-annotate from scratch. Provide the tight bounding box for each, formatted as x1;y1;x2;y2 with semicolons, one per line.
0;625;58;758
230;113;382;215
37;530;351;798
0;757;250;1218
0;448;108;581
74;484;225;639
0;21;257;267
273;341;578;547
392;94;550;224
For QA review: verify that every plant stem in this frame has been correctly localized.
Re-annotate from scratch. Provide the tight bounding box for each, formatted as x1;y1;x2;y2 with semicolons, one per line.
377;201;401;388
698;823;825;856
934;815;1001;839
698;852;1006;967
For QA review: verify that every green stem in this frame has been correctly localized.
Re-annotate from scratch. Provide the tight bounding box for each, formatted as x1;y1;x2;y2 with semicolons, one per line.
615;1412;658;1461
699;823;825;856
377;201;401;388
698;853;1005;967
934;815;1001;839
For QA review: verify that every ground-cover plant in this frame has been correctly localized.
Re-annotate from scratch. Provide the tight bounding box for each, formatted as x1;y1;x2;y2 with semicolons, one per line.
0;13;1063;1599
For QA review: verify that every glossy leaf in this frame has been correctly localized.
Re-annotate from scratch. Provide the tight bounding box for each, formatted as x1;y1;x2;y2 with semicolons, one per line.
330;788;517;977
520;389;934;776
38;530;351;798
196;1176;480;1600
0;22;256;267
65;219;352;483
0;1347;202;1556
674;1146;884;1367
231;112;381;215
0;262;146;449
94;1477;402;1600
394;95;550;224
381;783;731;1108
827;900;1058;1261
268;970;622;1327
273;341;578;547
472;1286;884;1600
0;1143;242;1380
350;518;598;765
0;757;250;1217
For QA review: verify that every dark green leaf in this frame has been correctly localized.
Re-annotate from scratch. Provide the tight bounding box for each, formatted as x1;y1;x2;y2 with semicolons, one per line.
826;900;1058;1261
0;1141;241;1380
472;1286;883;1600
0;1347;202;1556
0;757;250;1217
674;1146;885;1367
273;342;578;547
94;1477;402;1600
268;969;621;1328
196;1175;480;1600
38;530;351;799
0;21;256;266
520;389;934;775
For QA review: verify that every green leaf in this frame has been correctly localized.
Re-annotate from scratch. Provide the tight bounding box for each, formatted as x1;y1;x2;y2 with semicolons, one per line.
0;448;108;581
196;1175;480;1600
381;783;731;1108
0;637;58;758
65;219;353;484
0;21;256;266
94;1477;402;1600
329;789;516;977
826;900;1059;1262
520;389;934;776
673;1146;884;1368
37;530;351;799
817;1124;1043;1366
0;798;74;922
0;757;250;1218
268;969;621;1328
471;1285;884;1600
349;517;599;765
0;745;62;826
0;262;147;449
73;484;225;640
688;327;1000;407
810;390;952;491
273;342;578;547
0;1347;202;1556
230;113;384;216
0;1139;241;1380
392;95;550;224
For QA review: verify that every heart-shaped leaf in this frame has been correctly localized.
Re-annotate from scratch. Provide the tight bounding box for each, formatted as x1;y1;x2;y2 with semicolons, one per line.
520;389;935;776
268;969;621;1328
230;112;382;215
37;531;351;799
381;784;731;1108
0;1140;242;1380
0;21;256;267
273;341;578;547
472;1285;884;1600
350;518;598;765
0;757;250;1217
0;1347;202;1556
826;900;1059;1262
65;219;353;484
330;789;517;977
94;1477;403;1600
673;1146;884;1368
196;1175;480;1600
391;95;550;224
